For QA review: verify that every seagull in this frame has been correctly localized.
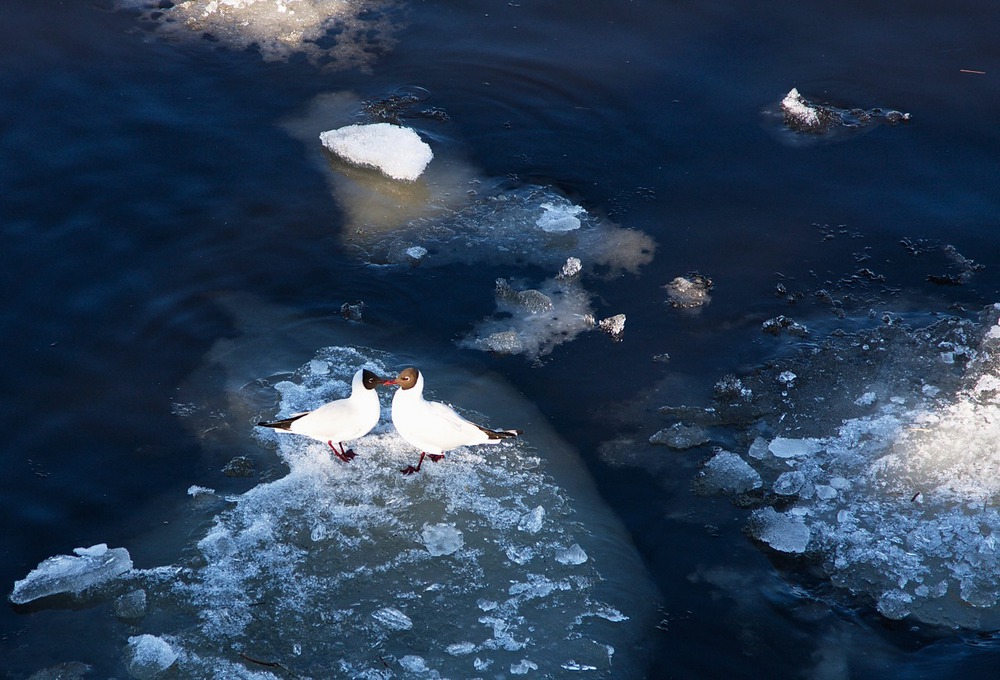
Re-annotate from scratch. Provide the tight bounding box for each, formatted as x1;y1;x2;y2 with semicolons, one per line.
388;367;521;474
257;368;388;462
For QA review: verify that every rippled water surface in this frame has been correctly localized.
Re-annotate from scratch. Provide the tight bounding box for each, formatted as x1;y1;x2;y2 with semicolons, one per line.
3;0;1000;677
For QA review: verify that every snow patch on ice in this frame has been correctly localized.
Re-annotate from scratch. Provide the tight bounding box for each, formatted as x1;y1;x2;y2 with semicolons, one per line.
122;0;400;70
320;123;433;181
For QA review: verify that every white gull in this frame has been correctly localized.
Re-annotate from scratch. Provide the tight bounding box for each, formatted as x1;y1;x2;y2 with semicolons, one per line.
257;368;388;462
388;367;521;474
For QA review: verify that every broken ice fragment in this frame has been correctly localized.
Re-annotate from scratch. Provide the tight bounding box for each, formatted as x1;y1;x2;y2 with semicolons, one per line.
748;508;811;553
598;314;626;341
555;544;589;566
649;423;711;450
124;634;177;680
405;245;428;264
496;278;555;313
422;523;464;556
876;590;913;620
773;470;806;496
115;589;148;620
665;274;712;309
320;123;433;182
446;642;477;656
557;257;583;279
371;607;414;631
536;202;584;232
693;451;762;496
10;544;133;604
767;437;821;458
511;659;540;675
518;506;546;534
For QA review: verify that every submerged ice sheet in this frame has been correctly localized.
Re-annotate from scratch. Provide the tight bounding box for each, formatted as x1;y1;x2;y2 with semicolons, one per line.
657;305;1000;629
283;93;656;275
121;0;400;69
12;342;653;677
459;260;627;362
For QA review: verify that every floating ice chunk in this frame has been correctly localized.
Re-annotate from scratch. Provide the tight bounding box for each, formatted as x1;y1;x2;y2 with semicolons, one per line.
186;485;215;497
372;607;413;631
773;470;806;496
854;391;877;406
747;436;769;460
778;87;911;136
781;88;823;130
761;315;809;337
556;544;589;566
597;314;626;341
511;659;539;675
777;371;797;385
422;523;464;556
665;275;712;309
10;544;133;604
768;437;821;458
748;508;811;554
320;123;433;181
815;485;837;500
115;589;148;620
309;359;330;375
405;245;428;263
536;202;584;232
518;506;546;534
876;591;913;620
563;660;599;671
693;451;762;495
124;635;177;680
400;655;429;673
649;423;711;450
557;257;583;279
446;642;477;656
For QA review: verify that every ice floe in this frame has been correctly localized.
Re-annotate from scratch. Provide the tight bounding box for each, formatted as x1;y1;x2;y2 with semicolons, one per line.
12;322;658;676
652;305;1000;629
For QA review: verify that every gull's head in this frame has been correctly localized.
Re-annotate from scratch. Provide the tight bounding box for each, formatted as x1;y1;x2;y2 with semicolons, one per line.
388;367;421;390
361;369;393;390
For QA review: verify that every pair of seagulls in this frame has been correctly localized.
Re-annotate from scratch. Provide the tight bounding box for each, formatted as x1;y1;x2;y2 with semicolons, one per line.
258;367;520;474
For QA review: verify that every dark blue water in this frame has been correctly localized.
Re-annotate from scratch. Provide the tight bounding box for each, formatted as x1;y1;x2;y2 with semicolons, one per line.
2;0;1000;676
